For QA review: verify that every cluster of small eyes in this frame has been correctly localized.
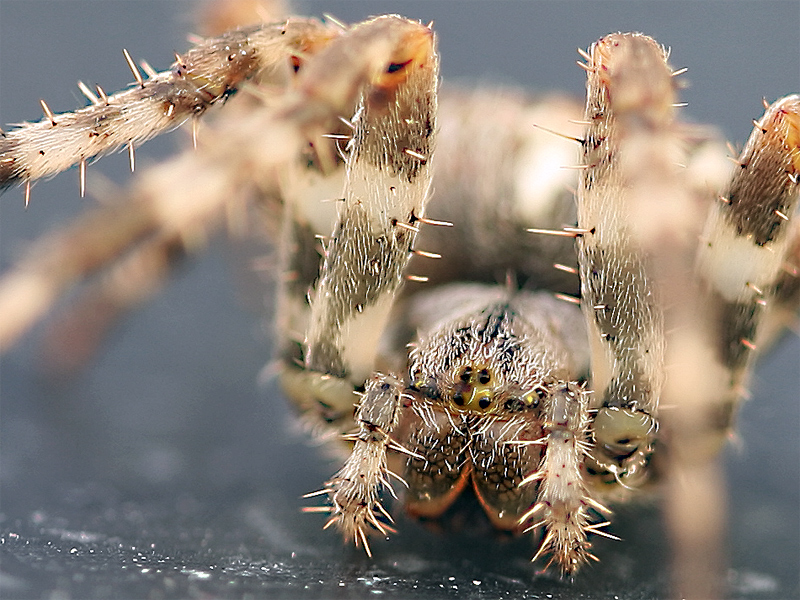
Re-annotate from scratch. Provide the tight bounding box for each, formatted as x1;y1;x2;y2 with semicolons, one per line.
504;389;546;413
446;365;550;414
452;365;493;409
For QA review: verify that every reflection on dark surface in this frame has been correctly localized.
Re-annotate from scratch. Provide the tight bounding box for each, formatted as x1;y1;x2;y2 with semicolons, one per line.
1;2;798;599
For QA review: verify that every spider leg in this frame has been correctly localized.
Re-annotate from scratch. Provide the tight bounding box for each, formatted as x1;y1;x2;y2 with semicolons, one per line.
0;16;436;356
0;18;344;193
575;32;798;594
759;216;800;344
658;96;799;600
281;17;439;428
575;33;729;594
0;15;339;358
575;33;674;491
697;94;800;433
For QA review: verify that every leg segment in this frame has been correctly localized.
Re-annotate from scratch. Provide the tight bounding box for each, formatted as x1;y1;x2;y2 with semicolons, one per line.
0;19;340;191
697;95;800;426
576;34;673;490
0;16;434;358
575;33;797;594
284;17;439;426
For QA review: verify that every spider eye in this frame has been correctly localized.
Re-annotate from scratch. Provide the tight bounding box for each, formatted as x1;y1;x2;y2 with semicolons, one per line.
448;364;497;413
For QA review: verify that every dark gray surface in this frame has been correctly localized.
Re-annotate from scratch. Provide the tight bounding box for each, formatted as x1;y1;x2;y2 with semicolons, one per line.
1;1;798;599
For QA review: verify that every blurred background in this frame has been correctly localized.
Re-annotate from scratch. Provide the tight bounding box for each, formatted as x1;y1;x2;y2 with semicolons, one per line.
1;1;797;598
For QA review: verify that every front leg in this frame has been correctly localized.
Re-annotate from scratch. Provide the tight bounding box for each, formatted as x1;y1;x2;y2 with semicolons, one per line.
305;19;438;384
283;17;440;428
0;19;340;192
576;33;673;490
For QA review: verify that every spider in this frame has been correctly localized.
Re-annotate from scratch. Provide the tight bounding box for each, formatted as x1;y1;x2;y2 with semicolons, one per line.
0;1;798;598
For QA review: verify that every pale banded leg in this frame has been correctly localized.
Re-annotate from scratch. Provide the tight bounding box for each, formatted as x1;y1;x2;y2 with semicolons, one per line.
659;96;798;600
697;95;800;425
271;119;347;393
0;16;433;354
575;33;726;596
0;15;339;356
284;17;439;427
0;19;341;194
576;32;798;596
759;217;800;344
575;33;672;490
580;46;798;457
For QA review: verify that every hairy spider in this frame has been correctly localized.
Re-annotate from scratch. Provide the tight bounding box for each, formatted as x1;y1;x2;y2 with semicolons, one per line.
0;2;797;598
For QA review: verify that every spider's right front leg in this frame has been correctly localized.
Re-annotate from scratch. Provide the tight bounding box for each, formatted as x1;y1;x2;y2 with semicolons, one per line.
280;16;440;431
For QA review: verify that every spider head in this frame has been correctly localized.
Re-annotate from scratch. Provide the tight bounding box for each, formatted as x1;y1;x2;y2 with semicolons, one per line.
408;301;569;417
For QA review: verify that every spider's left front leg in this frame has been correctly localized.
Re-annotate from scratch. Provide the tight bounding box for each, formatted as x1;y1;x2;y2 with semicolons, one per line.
577;33;798;596
281;16;440;431
575;33;677;495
